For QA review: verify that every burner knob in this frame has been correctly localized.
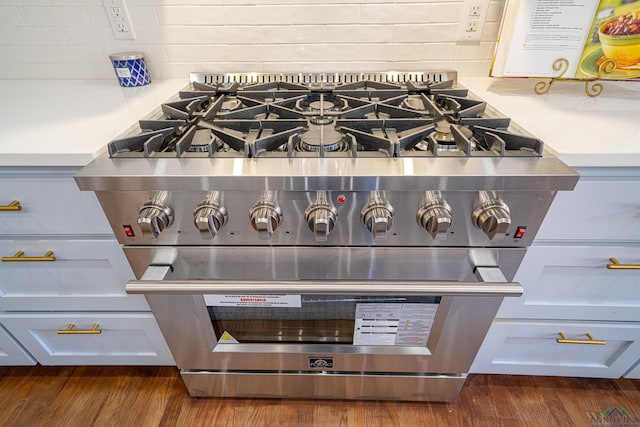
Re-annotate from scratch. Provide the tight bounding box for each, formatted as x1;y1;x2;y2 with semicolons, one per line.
137;201;174;240
472;192;511;240
249;199;283;240
417;194;453;241
193;200;228;239
305;192;338;242
360;197;394;241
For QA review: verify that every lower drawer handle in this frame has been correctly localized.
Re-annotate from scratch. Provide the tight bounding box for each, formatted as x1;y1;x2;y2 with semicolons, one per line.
556;332;605;345
0;200;22;211
57;323;102;335
607;257;640;270
1;250;56;262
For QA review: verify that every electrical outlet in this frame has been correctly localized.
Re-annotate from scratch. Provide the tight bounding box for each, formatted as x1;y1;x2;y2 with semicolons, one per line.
457;0;490;43
115;21;128;33
103;0;135;40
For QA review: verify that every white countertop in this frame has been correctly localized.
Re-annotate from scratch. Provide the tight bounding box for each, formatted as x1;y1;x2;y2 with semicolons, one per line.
460;77;640;168
0;79;186;167
0;77;639;168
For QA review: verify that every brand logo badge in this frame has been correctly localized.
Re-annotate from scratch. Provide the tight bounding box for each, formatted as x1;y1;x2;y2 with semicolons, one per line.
309;357;334;369
590;407;639;427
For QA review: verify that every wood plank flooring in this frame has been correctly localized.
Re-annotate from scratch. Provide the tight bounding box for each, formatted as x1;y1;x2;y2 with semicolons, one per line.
0;366;638;427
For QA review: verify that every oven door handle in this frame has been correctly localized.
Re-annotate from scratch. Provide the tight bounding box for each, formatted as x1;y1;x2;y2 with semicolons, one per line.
126;265;523;297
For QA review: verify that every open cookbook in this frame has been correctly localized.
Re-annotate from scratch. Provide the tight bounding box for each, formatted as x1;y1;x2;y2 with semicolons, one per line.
491;0;640;80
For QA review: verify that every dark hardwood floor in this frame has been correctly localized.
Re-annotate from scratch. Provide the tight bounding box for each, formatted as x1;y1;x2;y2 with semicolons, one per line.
0;366;638;426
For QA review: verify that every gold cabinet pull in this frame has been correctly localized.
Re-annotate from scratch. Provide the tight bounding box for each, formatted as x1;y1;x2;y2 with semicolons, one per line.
57;323;102;335
556;332;605;345
0;200;22;211
1;250;56;262
607;257;640;270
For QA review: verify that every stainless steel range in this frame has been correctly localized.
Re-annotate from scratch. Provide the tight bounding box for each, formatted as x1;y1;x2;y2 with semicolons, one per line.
75;71;578;402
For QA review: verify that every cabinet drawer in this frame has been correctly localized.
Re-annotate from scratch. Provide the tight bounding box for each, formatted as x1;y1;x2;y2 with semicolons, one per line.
0;312;175;366
471;320;640;378
536;179;640;241
0;322;36;366
0;175;111;235
498;245;640;321
0;239;148;311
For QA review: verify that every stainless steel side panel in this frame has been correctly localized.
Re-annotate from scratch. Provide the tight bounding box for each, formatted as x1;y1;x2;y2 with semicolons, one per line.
181;371;467;402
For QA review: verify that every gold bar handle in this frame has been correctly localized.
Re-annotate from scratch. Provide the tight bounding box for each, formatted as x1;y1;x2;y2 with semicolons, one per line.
556;332;605;345
607;257;640;270
0;200;22;211
1;250;56;262
57;323;102;335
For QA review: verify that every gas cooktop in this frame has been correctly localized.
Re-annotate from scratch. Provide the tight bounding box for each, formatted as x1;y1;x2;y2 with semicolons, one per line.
107;71;543;159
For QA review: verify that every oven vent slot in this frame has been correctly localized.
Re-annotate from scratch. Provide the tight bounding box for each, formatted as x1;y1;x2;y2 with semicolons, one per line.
191;71;458;86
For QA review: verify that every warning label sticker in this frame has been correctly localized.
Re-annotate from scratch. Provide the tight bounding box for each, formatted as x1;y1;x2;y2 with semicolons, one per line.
353;303;438;346
217;331;239;344
204;294;302;308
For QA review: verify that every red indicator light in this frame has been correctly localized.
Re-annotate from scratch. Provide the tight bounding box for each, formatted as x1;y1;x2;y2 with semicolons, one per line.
514;226;527;239
123;225;135;237
337;195;346;204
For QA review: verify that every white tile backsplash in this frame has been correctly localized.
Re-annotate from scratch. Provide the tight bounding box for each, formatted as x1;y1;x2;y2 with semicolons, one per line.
86;6;111;26
17;6;91;26
15;62;113;79
0;0;505;80
0;45;42;62
291;5;360;25
224;6;293;25
0;0;52;5
138;26;196;44
63;26;116;44
392;23;459;43
157;6;227;25
0;26;67;45
0;6;22;25
360;4;432;24
38;45;105;62
324;25;393;44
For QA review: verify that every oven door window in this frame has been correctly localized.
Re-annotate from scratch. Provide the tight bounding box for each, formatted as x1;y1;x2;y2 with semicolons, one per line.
205;295;441;347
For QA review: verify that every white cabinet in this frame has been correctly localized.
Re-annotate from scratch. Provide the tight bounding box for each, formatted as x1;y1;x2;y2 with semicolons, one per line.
497;245;640;322
472;168;640;377
475;320;640;378
0;323;36;366
0;313;173;366
536;179;640;242
0;239;148;311
0;174;111;235
0;168;174;366
625;361;640;379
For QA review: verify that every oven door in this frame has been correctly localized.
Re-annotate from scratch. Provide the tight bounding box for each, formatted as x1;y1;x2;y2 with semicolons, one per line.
125;246;523;375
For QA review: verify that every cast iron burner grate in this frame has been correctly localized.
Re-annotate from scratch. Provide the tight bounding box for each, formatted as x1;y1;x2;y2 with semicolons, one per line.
107;73;543;159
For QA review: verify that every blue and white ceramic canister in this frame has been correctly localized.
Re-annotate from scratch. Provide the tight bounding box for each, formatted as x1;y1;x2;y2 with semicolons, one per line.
108;52;150;87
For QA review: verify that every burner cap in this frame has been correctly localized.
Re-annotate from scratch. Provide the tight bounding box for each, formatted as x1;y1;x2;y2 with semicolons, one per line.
295;96;348;114
220;97;242;112
298;125;348;152
434;120;453;141
310;116;334;125
400;96;427;111
309;100;335;113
